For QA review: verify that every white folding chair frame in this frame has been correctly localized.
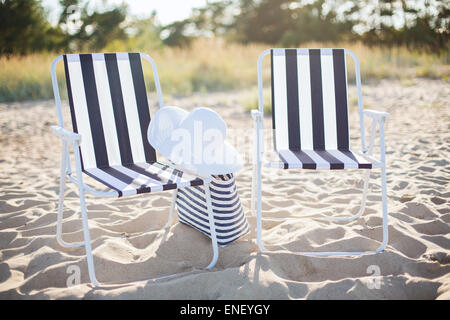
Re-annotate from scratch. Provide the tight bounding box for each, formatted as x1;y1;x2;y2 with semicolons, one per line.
251;49;390;257
50;54;218;287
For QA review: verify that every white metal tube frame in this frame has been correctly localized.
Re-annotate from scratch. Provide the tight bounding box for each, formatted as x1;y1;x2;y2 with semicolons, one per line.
51;53;218;287
251;49;390;257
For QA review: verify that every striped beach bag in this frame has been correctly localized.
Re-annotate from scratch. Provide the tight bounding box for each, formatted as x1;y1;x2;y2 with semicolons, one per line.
176;173;249;247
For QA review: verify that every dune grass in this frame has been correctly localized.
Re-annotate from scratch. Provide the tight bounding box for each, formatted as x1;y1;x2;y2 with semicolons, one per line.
0;38;448;103
0;53;62;102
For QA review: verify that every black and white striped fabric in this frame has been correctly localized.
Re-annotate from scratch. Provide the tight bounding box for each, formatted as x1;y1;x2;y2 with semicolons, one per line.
176;174;249;247
270;48;372;170
63;53;203;197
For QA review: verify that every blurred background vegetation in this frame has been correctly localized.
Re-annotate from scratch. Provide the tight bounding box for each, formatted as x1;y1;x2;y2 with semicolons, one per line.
0;0;448;102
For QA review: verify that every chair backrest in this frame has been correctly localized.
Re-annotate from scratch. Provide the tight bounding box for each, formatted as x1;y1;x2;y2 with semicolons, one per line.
270;48;350;152
63;53;157;170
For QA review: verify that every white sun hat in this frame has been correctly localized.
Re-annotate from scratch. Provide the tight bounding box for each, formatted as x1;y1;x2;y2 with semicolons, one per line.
147;106;243;176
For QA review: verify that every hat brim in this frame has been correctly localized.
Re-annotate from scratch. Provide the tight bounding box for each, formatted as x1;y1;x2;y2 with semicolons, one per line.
175;141;243;176
148;106;243;176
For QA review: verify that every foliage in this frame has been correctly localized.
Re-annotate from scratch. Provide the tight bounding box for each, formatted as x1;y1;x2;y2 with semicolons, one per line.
0;0;448;102
1;0;448;55
352;0;450;53
1;39;448;103
58;0;127;51
0;0;65;56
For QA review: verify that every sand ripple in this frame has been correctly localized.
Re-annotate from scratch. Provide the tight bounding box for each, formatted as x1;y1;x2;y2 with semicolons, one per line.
0;79;449;299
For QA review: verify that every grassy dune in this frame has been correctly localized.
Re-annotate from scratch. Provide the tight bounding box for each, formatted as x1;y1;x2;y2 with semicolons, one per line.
0;39;448;103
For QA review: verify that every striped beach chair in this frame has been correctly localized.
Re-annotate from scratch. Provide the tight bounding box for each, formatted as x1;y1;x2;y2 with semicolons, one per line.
50;53;220;286
251;48;390;256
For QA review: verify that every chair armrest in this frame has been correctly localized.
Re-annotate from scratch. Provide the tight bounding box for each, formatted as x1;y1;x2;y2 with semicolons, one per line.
51;125;82;145
363;110;389;159
363;109;390;121
251;109;264;122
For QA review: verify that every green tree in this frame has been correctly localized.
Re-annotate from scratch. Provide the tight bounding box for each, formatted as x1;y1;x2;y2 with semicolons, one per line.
225;0;355;45
160;0;235;46
191;0;233;36
355;0;449;52
280;0;356;46
104;14;163;52
0;0;65;56
232;0;292;44
161;19;195;47
58;0;127;51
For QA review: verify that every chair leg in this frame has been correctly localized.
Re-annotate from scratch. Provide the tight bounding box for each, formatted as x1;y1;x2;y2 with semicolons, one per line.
78;188;100;287
251;164;257;216
56;143;99;286
258;170;370;223
300;167;388;256
72;147;99;287
322;170;370;222
204;182;219;269
56;142;84;248
376;164;389;253
255;161;267;252
163;189;178;229
376;121;389;252
255;166;388;257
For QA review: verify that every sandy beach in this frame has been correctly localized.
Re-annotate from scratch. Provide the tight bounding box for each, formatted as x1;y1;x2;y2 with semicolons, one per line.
0;78;449;299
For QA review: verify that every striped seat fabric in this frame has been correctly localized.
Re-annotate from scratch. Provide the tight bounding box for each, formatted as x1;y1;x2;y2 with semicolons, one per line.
176;174;249;247
63;53;203;196
84;161;203;197
269;48;372;170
